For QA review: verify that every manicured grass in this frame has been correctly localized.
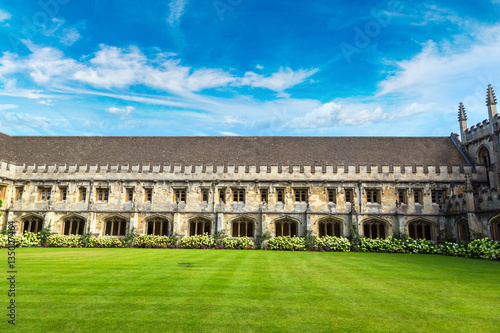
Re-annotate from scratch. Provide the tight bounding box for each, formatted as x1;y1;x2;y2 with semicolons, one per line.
2;249;500;332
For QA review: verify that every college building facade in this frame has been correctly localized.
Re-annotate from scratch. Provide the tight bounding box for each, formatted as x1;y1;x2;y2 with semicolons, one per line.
1;85;500;242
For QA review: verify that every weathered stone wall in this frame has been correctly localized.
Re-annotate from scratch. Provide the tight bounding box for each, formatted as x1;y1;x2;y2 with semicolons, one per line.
1;158;496;241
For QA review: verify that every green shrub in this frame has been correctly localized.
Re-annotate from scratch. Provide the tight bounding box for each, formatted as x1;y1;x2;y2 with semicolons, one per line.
214;229;229;245
124;227;139;247
39;221;52;246
259;231;272;244
180;233;216;249
267;236;306;251
0;234;8;247
94;237;125;248
170;232;180;246
221;237;254;249
406;238;440;254
47;235;81;247
304;229;316;249
351;223;361;251
314;236;351;252
466;238;500;259
83;236;98;248
80;228;93;247
359;237;406;253
6;229;498;260
15;232;40;247
134;235;173;248
439;241;462;256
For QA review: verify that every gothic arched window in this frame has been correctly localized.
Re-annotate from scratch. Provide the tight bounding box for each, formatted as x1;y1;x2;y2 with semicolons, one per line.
104;216;127;236
490;218;500;241
232;218;254;237
146;217;169;236
478;146;491;168
275;219;298;237
63;216;85;235
189;218;212;236
408;220;432;240
22;215;44;233
318;219;343;237
363;220;387;239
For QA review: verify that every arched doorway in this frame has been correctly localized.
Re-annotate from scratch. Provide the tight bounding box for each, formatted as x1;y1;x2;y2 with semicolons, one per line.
456;219;470;242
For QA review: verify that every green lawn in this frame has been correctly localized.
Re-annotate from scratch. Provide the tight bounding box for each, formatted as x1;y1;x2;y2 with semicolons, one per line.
2;249;500;333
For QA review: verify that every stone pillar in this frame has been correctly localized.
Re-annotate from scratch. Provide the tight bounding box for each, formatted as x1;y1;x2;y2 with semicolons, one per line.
465;174;482;238
44;211;55;230
130;212;138;231
90;211;99;236
173;210;182;236
350;206;358;238
306;205;311;231
217;212;224;232
438;215;446;242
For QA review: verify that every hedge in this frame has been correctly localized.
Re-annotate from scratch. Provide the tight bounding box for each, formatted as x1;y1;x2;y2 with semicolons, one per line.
1;231;498;260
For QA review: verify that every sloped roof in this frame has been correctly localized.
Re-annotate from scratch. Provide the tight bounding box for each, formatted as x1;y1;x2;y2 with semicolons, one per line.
0;134;469;168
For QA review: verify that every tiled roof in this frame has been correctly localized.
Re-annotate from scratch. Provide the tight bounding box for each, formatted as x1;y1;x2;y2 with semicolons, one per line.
0;135;468;167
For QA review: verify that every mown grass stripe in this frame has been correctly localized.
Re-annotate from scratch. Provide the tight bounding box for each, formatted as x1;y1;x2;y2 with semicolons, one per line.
2;248;499;333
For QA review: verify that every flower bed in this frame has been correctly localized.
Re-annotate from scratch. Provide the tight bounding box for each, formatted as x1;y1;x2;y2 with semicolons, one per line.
2;231;498;260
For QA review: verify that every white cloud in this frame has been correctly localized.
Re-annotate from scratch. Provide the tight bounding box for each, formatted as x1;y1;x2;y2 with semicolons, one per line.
377;25;500;99
288;102;342;129
74;45;145;89
411;5;463;27
0;43;324;135
255;64;264;70
0;110;60;133
186;68;235;91
220;131;240;136
106;106;135;116
41;18;65;37
224;116;245;125
0;104;18;110
37;99;55;106
60;27;81;46
167;0;188;26
276;92;291;98
286;102;387;129
340;106;387;125
1;43;316;96
0;9;11;22
39;18;82;46
390;102;435;120
0;41;83;85
239;67;319;92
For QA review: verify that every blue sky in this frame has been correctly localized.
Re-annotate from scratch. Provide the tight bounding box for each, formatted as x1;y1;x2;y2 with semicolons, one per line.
0;0;499;136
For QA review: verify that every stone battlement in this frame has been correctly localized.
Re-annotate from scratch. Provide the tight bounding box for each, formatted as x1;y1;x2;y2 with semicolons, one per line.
0;160;478;182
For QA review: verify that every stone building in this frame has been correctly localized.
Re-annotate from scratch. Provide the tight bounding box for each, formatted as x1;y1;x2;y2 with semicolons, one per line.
1;85;500;242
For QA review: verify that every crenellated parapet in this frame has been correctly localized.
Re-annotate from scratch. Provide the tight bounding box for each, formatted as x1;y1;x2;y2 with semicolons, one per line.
463;117;499;142
0;160;476;183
